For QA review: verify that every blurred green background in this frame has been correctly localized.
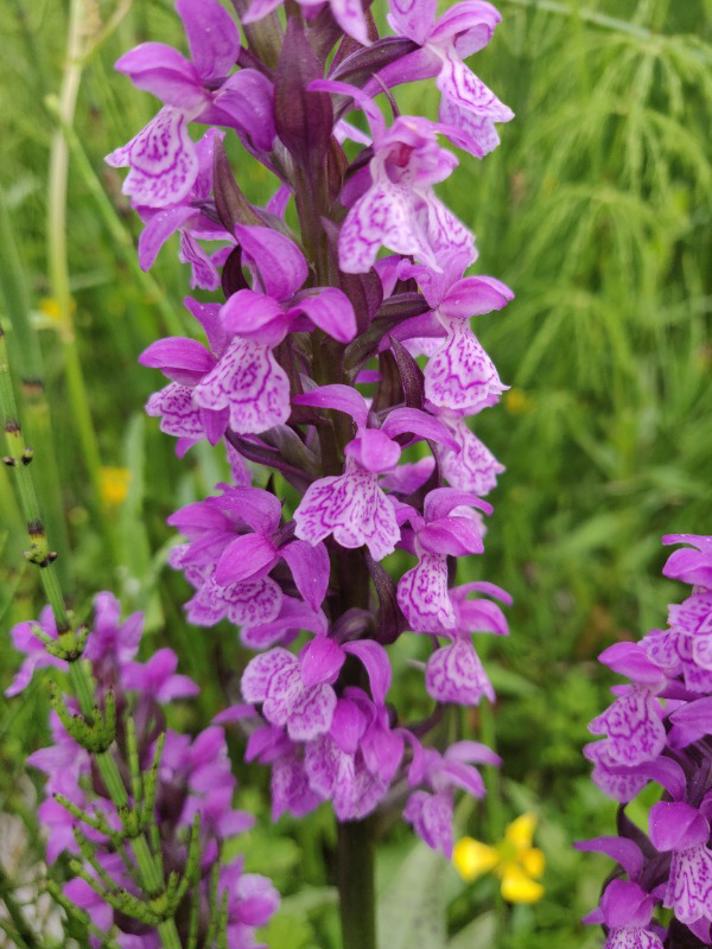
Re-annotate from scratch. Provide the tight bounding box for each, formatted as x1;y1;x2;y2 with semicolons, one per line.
1;0;711;946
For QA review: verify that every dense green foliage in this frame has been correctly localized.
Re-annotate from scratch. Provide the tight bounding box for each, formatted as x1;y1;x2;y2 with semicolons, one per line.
0;1;710;946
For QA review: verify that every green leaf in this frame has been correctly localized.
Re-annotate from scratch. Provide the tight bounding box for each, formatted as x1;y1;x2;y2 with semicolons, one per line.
377;841;450;949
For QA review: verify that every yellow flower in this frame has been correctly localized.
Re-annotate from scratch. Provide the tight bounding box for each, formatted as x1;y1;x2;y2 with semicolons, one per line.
504;388;533;415
453;813;545;904
100;467;131;506
39;297;63;322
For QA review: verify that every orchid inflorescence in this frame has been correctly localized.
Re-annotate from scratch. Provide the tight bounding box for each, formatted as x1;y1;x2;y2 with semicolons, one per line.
7;0;516;946
108;0;515;865
578;535;712;948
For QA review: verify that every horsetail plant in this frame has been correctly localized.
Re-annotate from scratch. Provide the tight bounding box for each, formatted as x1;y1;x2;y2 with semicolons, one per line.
101;1;515;947
1;325;278;948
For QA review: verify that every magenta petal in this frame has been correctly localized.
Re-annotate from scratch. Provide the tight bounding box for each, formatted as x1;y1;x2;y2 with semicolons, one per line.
423;486;491;521
106;107;199;209
183;296;227;354
289;287;357;343
215;533;278;586
115;43;203;108
574;836;644;881
599;880;655;929
176;0;239;82
146;382;204;439
429;2;501;56
300;637;345;687
439;275;514;319
397;553;455;631
280;540;330;610
426;638;493;705
221;290;286;340
403;790;454;856
598;642;665;685
140;336;214;384
212;69;276;151
179;231;221;290
243;0;282;22
346;429;401;473
381;407;457;448
139;205;195;271
437;417;504;495
329;0;371;45
445;740;500;767
292;383;369;428
339;182;432;275
668;697;712;749
234;224;308;302
425;318;507;413
241;648;297;704
294;464;400;561
330;697;369;754
649;802;709;852
343;640;392;705
387;0;437;44
158;673;201;702
192;337;291;435
588;687;666;766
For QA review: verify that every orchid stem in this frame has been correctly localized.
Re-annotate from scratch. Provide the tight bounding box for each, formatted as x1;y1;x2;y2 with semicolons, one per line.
337;818;377;949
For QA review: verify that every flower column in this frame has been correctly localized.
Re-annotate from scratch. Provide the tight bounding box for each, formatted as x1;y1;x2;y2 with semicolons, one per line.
107;2;515;948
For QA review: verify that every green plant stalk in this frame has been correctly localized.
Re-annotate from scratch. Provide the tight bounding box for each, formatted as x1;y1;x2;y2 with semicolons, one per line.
44;98;184;338
0;328;69;629
46;0;114;551
0;187;70;585
337;819;376;949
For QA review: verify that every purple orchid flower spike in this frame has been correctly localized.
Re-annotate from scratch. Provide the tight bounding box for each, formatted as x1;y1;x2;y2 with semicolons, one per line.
292;384;456;560
582;880;663;949
137;128;232;290
312;80;475;273
192;225;357;434
383;0;514;158
580;535;712;947
243;0;372;46
397;487;492;632
425;581;510;705
649;802;712;927
100;1;522;940
106;0;275;208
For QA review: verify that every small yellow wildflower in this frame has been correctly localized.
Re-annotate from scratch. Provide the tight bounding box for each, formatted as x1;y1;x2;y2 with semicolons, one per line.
39;297;63;322
453;813;545;904
100;467;131;506
504;388;533;415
